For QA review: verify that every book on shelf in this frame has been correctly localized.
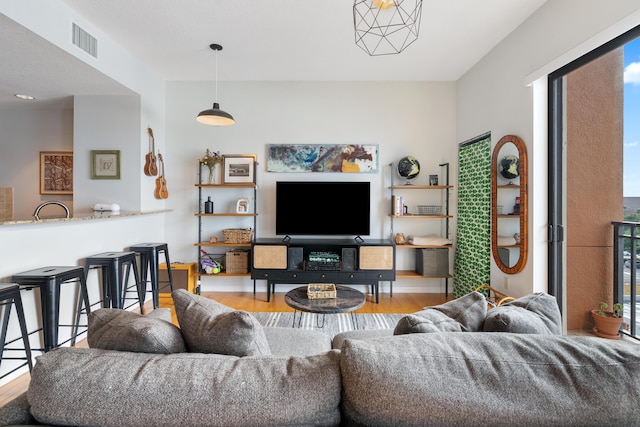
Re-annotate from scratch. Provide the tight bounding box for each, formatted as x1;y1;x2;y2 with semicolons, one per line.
392;195;404;216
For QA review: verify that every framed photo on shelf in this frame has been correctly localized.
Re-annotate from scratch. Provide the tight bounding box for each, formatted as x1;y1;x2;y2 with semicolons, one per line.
91;150;121;180
223;154;256;184
236;197;250;213
40;151;73;195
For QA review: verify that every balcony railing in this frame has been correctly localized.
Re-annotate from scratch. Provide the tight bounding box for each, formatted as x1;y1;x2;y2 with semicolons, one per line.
612;221;639;340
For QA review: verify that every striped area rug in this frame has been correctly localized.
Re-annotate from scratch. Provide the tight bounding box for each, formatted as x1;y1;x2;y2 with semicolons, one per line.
251;312;405;338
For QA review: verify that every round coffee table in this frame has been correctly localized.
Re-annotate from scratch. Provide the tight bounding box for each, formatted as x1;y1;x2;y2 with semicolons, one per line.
285;285;366;329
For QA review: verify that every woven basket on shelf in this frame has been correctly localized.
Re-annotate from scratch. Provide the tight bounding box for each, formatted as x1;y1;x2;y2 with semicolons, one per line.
225;250;249;274
222;228;253;244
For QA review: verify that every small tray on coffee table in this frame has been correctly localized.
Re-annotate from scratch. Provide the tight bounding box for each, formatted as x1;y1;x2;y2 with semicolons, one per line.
285;285;365;329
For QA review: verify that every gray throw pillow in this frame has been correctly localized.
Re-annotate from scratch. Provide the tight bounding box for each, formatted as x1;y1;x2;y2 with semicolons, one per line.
394;291;487;335
88;308;186;354
171;289;271;356
483;292;562;335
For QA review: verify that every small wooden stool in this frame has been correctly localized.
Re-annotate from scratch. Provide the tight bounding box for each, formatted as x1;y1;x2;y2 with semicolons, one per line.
0;284;33;379
11;266;90;352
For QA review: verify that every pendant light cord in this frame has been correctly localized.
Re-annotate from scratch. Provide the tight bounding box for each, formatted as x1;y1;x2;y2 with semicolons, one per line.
215;48;219;103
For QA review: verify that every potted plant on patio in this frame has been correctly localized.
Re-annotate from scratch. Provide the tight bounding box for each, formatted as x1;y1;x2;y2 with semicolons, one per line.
591;301;624;339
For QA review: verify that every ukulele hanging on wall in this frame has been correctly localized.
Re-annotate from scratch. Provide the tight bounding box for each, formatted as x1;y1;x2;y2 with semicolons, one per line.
144;127;158;176
154;153;169;199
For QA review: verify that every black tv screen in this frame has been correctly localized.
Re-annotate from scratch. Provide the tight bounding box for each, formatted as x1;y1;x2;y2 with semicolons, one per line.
275;181;370;236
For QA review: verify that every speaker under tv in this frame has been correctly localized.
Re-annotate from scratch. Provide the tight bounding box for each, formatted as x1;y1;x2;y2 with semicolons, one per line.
341;247;356;271
275;181;370;237
287;247;304;270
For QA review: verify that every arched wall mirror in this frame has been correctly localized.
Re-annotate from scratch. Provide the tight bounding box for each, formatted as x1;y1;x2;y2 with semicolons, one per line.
491;134;528;274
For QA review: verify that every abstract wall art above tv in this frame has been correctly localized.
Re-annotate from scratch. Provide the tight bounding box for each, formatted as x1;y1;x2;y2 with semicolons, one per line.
267;144;378;173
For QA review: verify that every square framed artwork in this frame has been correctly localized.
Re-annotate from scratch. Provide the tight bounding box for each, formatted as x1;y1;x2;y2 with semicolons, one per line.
223;154;256;184
40;151;73;195
91;150;121;179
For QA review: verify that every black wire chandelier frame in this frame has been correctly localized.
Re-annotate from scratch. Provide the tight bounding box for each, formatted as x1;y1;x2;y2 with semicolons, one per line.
353;0;423;56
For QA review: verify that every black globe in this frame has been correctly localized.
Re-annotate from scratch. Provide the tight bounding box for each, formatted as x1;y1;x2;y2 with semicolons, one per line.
397;156;420;182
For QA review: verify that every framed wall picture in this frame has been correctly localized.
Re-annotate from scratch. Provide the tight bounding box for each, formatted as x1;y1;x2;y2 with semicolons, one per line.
223;154;256;184
91;150;121;179
40;151;73;195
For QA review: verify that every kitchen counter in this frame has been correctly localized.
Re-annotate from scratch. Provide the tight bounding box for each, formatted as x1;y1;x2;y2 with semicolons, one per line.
0;209;170;226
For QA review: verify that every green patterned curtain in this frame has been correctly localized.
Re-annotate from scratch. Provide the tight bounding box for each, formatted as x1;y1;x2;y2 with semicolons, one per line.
454;134;491;297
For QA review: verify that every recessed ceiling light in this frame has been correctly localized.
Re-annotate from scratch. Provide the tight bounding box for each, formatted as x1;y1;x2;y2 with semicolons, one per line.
14;94;35;100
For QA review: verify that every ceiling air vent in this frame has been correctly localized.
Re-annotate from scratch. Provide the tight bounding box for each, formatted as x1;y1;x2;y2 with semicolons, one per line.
72;23;97;58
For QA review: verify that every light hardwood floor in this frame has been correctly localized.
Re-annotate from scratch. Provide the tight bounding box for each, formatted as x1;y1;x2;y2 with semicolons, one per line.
0;291;452;407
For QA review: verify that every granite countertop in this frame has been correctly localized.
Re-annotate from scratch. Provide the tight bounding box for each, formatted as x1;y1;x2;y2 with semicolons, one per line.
0;209;170;226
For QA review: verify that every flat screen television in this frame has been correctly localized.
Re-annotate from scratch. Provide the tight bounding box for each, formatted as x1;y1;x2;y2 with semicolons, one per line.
275;181;370;236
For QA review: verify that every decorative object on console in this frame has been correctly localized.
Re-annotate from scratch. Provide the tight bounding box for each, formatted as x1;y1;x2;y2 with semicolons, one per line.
396;156;420;184
200;148;222;184
196;43;235;126
267;144;378;173
429;174;438;185
353;0;423;56
223;154;256;184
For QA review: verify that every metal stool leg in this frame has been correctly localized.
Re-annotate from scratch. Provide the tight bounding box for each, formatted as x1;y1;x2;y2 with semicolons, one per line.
160;247;174;293
13;292;33;371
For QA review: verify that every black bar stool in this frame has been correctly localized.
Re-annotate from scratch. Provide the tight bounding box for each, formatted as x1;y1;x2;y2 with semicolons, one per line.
129;243;174;310
11;266;90;352
0;284;33;379
83;251;143;311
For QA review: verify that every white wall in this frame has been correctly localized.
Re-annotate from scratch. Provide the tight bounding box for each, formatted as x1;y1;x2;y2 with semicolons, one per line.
0;108;73;219
73;95;142;212
165;81;457;293
456;0;640;297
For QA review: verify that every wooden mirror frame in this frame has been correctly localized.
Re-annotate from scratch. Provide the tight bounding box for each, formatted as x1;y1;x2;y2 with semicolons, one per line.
491;135;528;274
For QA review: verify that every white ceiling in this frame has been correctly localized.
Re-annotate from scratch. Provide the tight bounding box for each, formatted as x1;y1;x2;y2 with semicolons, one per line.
1;0;547;108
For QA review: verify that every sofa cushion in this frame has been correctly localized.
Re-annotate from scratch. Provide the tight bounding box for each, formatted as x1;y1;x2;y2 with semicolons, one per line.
28;347;342;427
332;329;394;350
87;308;186;354
262;327;332;356
394;291;487;334
483;292;562;335
0;392;37;426
172;289;271;356
340;332;640;426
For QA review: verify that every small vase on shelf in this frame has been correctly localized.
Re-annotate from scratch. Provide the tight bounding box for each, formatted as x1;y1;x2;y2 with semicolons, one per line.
207;165;218;184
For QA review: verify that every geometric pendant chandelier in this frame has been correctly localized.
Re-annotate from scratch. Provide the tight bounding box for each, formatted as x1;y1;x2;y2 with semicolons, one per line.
353;0;423;56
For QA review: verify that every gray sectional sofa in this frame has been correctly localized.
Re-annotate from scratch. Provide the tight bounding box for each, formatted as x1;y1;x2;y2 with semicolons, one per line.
1;290;639;426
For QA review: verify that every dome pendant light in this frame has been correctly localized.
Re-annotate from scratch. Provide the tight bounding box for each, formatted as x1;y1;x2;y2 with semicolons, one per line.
196;43;235;126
